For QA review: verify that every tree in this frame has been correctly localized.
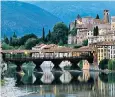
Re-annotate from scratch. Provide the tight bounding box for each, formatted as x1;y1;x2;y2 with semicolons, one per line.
4;36;9;44
108;60;115;70
99;73;108;83
13;32;17;38
25;38;38;49
9;37;12;45
95;26;99;36
46;29;51;42
73;45;82;49
2;42;13;50
79;60;83;69
19;33;37;45
11;37;19;46
51;22;69;44
96;14;100;19
82;39;88;46
69;27;77;36
108;60;113;70
99;59;109;70
93;26;99;36
42;27;45;41
19;45;25;50
93;27;96;36
58;39;63;46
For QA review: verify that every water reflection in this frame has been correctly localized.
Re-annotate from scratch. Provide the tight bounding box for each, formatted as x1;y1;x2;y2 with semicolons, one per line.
40;61;54;72
60;71;72;84
41;72;54;84
2;63;115;97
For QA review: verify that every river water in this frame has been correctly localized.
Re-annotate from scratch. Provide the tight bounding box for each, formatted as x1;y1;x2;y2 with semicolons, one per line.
1;61;115;97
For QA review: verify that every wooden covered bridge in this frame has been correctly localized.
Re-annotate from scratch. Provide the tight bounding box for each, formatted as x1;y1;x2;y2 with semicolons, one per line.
1;46;94;71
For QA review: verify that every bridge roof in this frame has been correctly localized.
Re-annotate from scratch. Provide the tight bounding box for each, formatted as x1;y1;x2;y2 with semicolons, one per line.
1;47;73;53
0;46;93;54
72;46;94;52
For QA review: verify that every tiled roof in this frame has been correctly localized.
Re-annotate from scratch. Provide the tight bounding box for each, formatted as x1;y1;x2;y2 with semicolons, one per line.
72;46;94;52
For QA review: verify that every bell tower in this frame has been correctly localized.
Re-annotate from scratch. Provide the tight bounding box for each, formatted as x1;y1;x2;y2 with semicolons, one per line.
103;10;109;23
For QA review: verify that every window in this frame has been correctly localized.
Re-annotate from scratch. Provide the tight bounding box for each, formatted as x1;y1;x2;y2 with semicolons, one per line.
101;49;103;52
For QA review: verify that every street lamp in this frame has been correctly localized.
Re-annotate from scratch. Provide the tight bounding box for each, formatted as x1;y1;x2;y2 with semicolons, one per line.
24;51;28;55
24;51;28;59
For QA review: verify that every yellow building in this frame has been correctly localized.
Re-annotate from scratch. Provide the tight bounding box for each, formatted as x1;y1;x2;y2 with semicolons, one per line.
97;45;108;63
96;41;115;64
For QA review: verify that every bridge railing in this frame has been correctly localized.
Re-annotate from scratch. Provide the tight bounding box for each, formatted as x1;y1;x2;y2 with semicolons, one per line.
2;52;92;61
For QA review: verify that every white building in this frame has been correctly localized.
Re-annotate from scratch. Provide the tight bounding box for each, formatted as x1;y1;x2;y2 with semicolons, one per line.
76;28;88;45
88;30;115;45
111;16;115;30
109;45;115;59
94;41;115;63
87;30;93;38
68;34;77;44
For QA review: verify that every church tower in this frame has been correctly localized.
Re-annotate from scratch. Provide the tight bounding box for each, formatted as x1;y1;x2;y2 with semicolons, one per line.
103;10;109;23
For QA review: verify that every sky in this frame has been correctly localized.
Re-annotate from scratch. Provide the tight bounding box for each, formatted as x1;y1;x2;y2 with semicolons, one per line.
1;0;115;1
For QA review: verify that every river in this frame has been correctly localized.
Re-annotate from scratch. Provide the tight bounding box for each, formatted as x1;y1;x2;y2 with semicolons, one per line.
1;61;115;97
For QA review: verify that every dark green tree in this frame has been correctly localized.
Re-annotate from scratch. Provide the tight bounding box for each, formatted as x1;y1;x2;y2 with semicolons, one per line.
11;37;19;46
19;33;37;45
93;27;96;36
108;60;115;70
79;60;83;69
46;29;51;42
99;73;108;83
96;14;100;19
4;35;9;44
95;26;99;36
82;39;88;46
9;37;12;45
51;22;69;44
93;26;99;36
25;38;38;49
13;32;17;38
42;27;45;41
99;59;109;70
58;39;64;46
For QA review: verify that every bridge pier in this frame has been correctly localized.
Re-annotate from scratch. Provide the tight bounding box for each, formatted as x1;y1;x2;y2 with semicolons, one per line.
52;60;62;71
70;60;81;70
33;61;43;72
15;73;24;86
52;72;62;84
14;61;25;72
33;72;43;85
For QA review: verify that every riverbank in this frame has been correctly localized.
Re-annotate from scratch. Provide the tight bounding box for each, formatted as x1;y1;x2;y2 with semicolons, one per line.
1;78;31;97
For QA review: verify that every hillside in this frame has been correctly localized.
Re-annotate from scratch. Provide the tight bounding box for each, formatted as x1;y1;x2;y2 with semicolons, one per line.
30;1;115;25
1;1;61;37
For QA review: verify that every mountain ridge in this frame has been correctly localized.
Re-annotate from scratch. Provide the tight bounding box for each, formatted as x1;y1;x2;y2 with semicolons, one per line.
1;1;61;37
29;1;115;25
